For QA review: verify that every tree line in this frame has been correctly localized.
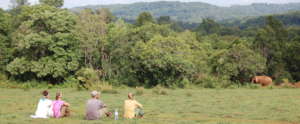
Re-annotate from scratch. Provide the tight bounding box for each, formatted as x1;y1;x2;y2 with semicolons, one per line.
0;0;300;88
71;1;300;23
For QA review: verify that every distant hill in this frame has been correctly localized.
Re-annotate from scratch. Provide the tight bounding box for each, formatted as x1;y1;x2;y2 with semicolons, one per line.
223;11;300;29
71;1;300;23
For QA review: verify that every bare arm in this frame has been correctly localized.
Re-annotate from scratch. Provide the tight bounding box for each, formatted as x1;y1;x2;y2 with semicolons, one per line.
102;104;107;108
63;102;70;107
136;101;143;108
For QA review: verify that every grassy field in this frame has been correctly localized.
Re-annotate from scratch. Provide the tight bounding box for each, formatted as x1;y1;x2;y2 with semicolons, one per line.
0;88;300;124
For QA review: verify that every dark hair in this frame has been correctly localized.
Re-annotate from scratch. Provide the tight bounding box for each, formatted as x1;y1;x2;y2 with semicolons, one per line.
42;90;49;96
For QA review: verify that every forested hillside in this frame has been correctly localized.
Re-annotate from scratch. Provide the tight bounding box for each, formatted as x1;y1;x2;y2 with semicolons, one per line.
71;1;300;23
224;11;300;29
1;0;300;89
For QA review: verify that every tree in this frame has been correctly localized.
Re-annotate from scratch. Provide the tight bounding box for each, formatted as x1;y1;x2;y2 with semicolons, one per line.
128;32;209;87
284;27;300;81
9;0;29;20
157;16;171;25
0;10;12;71
7;5;80;82
285;41;300;81
105;19;135;83
95;8;115;24
10;0;29;9
212;40;267;83
132;23;173;42
136;12;155;26
39;0;64;8
196;18;221;35
254;16;289;80
75;9;107;70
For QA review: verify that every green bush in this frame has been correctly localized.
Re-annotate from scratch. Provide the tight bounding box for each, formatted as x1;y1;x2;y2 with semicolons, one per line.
76;68;100;90
178;78;191;88
274;72;293;85
75;68;118;93
63;76;80;88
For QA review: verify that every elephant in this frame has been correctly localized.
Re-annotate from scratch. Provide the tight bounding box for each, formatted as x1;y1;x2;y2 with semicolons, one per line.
251;76;273;87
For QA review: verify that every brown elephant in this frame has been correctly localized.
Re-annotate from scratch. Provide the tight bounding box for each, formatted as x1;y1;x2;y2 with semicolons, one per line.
251;76;273;87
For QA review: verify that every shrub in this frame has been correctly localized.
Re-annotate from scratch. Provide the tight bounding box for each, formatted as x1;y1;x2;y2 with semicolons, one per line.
75;68;118;93
76;68;100;89
21;83;32;91
135;87;145;96
178;78;191;88
152;85;168;95
63;76;80;88
274;71;293;85
282;78;290;84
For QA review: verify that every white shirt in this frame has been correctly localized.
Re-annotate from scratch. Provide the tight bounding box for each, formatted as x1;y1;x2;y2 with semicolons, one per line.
31;98;53;118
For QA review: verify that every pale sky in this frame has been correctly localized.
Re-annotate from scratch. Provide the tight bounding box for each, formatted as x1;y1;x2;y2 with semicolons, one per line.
1;0;300;9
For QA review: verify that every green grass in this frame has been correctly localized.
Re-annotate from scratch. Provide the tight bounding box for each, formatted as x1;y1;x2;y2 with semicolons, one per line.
0;88;300;124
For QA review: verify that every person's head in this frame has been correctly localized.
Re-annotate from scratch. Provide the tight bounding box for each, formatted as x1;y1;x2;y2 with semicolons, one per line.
42;90;49;98
128;93;134;100
55;92;62;100
91;91;100;99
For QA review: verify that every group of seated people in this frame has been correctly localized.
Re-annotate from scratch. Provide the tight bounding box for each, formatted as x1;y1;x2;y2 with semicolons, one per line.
30;90;144;120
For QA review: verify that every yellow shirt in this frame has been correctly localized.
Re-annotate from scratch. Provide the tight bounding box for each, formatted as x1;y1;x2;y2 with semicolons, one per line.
123;99;143;119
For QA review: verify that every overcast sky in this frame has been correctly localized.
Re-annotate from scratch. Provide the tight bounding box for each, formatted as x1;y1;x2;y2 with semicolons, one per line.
1;0;300;9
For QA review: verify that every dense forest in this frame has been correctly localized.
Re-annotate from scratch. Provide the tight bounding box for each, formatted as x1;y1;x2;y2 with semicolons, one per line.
71;1;300;23
1;0;300;88
224;11;300;29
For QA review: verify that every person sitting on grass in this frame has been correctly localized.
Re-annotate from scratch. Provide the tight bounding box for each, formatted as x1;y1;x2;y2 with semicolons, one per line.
52;92;70;118
123;93;144;119
30;90;53;119
85;91;112;120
